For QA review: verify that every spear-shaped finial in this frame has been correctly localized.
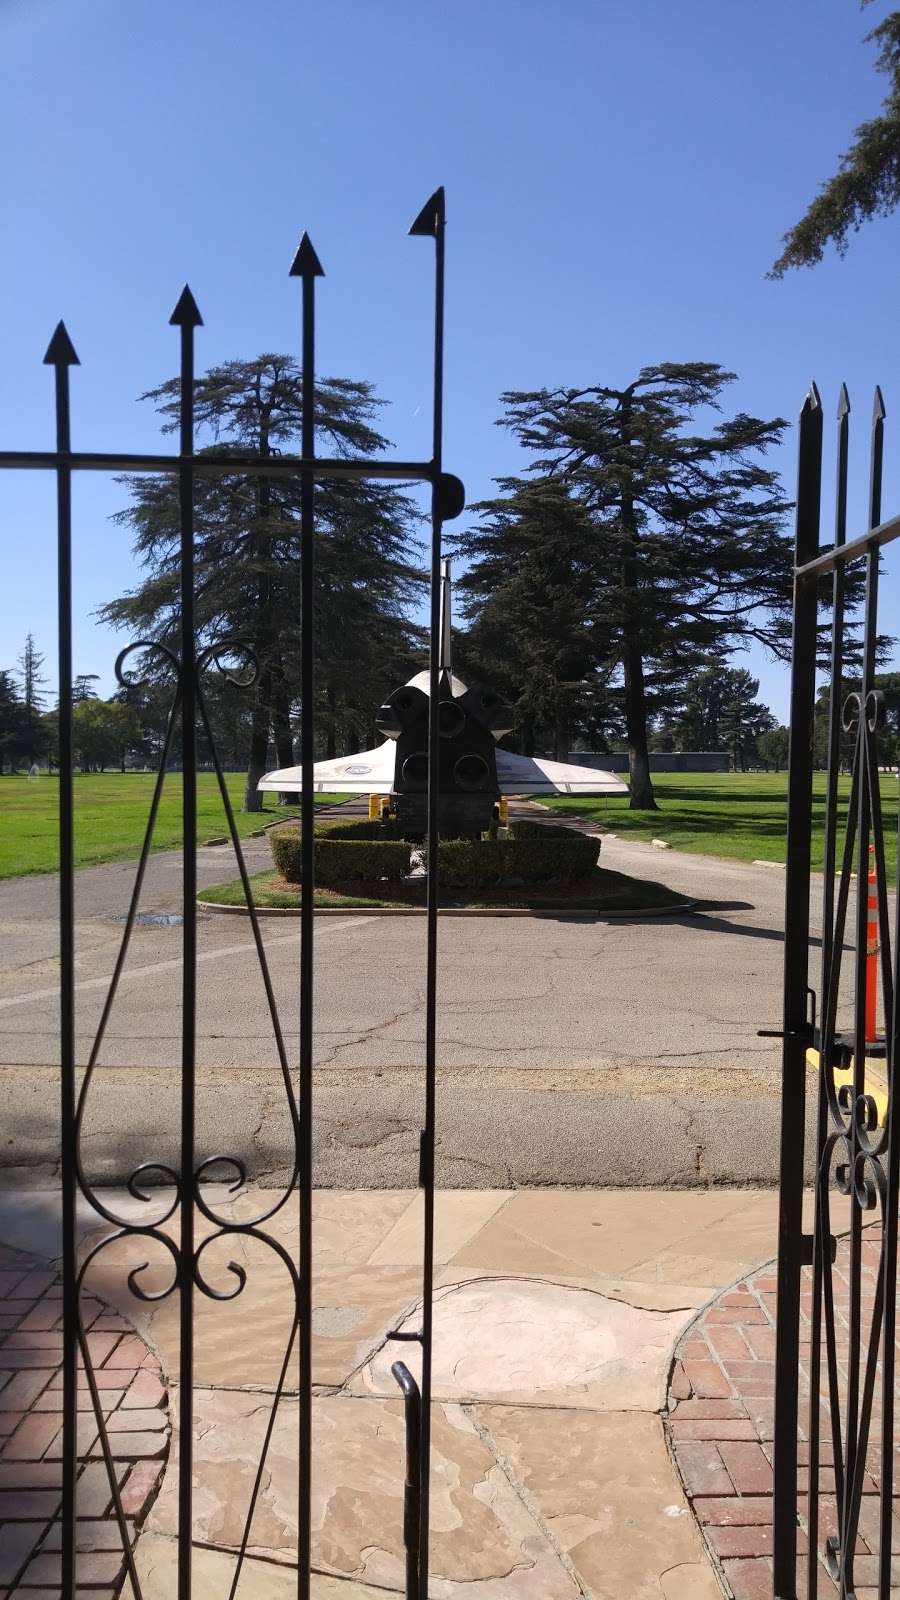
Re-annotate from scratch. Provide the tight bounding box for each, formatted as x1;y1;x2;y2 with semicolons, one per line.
837;383;850;419
43;321;79;367
873;384;886;423
169;284;203;327
289;232;325;278
409;187;445;238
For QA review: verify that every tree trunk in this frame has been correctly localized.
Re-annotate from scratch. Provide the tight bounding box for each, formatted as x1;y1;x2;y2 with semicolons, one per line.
272;679;294;768
622;633;656;809
326;683;337;761
617;388;656;812
553;709;569;762
243;669;272;812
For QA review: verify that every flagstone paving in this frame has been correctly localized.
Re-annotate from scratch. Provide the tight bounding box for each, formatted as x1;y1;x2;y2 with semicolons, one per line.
0;1185;835;1597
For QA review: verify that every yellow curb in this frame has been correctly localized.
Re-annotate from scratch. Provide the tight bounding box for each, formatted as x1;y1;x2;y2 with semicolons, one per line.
806;1048;889;1128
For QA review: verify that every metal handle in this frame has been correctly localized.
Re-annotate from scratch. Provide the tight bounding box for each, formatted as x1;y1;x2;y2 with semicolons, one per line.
391;1361;422;1599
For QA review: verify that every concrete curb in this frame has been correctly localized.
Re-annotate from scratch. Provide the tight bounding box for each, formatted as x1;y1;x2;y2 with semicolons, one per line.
196;896;698;921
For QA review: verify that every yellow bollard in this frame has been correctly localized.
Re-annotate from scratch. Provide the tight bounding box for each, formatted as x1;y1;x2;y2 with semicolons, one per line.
498;796;509;825
368;793;380;821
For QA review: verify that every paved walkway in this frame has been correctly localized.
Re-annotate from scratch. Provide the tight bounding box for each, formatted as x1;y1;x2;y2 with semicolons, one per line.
6;1185;886;1597
0;1183;812;1599
0;1243;168;1595
666;1221;885;1600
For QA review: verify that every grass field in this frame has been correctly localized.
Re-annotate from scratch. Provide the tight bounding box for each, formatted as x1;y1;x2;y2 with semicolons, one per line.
4;769;896;883
535;770;900;874
0;773;343;879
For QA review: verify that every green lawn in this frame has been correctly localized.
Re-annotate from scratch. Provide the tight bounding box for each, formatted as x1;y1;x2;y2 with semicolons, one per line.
534;770;900;874
0;773;345;879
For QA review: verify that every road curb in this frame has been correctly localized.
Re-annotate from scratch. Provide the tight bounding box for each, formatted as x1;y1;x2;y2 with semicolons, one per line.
196;896;698;921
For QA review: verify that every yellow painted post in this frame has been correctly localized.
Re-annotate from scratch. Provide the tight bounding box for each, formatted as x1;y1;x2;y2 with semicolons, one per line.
498;796;509;824
368;793;380;821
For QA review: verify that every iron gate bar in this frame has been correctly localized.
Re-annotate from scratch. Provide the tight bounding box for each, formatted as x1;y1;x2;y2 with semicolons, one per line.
795;508;900;579
839;389;884;1598
879;767;900;1596
806;383;849;1597
2;191;464;1600
289;227;323;1600
44;320;79;1600
0;450;438;479
172;283;201;1600
773;382;822;1600
412;182;445;1600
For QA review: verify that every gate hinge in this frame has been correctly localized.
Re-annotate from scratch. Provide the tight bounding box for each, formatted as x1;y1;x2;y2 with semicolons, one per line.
799;1232;837;1266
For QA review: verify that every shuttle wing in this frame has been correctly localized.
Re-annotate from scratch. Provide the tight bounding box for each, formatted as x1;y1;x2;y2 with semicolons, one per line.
258;742;627;797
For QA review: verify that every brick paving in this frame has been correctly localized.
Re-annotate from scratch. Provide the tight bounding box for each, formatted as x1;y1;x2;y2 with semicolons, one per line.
0;1243;169;1596
665;1234;890;1600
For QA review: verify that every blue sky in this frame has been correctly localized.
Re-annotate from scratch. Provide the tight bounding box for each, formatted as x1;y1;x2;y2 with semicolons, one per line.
2;0;900;721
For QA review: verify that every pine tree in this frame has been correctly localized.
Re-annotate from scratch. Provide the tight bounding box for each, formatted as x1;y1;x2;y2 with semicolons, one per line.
17;634;48;713
453;479;612;758
459;367;791;809
101;357;424;809
718;670;776;771
0;671;28;775
770;12;900;275
673;665;773;765
73;674;100;703
16;634;50;765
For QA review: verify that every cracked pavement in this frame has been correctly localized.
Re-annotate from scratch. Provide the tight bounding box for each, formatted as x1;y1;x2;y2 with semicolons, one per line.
0;829;834;1187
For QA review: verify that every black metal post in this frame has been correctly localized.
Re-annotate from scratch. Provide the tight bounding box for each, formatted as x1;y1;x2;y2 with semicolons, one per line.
838;388;884;1597
409;185;445;1600
773;383;822;1600
171;285;201;1600
880;702;900;1597
290;230;323;1600
45;321;79;1600
805;384;849;1596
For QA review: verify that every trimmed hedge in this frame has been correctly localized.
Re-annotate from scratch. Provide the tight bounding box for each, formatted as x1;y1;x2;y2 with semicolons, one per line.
438;823;598;888
269;817;597;890
270;821;411;887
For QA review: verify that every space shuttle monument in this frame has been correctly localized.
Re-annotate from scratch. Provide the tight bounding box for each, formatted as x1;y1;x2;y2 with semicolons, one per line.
259;562;626;828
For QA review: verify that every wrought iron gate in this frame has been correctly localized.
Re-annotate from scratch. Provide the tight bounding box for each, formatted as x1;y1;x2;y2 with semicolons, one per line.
774;382;900;1598
0;188;463;1600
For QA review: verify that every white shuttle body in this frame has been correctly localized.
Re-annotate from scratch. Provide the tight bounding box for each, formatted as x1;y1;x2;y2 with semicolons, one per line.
258;563;627;801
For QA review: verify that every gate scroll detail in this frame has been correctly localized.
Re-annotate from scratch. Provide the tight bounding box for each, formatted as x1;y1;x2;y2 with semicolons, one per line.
774;382;900;1600
0;189;462;1600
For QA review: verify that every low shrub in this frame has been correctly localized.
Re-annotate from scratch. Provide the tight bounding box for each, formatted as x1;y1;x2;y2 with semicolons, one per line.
269;817;595;890
438;823;598;888
269;822;411;886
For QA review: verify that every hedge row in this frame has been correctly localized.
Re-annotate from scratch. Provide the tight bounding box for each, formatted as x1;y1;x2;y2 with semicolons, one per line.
269;819;598;890
270;822;411;886
437;825;598;888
